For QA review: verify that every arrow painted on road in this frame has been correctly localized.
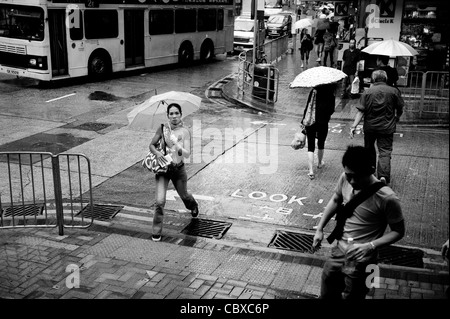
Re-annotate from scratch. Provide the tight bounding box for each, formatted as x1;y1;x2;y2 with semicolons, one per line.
166;189;214;201
250;121;286;126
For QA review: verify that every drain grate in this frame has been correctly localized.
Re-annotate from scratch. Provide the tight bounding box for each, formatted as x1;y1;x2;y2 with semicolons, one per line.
75;122;111;132
1;204;44;217
378;245;424;268
268;230;315;254
181;219;232;239
76;204;123;221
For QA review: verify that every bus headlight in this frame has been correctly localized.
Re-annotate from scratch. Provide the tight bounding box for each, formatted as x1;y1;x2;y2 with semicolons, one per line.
27;57;47;69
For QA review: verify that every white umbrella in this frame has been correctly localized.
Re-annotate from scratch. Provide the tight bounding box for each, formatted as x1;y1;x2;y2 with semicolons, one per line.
361;39;419;57
127;91;201;131
290;66;347;88
294;18;313;30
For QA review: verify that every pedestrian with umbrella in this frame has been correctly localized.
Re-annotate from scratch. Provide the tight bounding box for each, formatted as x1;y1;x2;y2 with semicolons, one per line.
127;91;201;242
361;39;419;88
375;55;399;87
290;66;346;179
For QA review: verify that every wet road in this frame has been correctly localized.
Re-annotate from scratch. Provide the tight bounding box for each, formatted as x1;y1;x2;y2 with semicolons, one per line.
0;55;448;251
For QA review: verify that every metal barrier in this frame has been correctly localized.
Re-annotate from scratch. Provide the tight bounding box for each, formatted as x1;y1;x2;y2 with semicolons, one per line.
237;35;289;103
0;152;94;235
399;71;449;118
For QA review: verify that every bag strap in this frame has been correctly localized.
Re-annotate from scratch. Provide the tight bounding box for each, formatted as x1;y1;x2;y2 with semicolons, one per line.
302;89;316;122
160;123;167;155
327;182;385;244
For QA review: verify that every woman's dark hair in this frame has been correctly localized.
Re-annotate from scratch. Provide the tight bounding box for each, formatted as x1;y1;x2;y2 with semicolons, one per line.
315;82;337;94
378;55;390;65
167;103;182;115
342;145;375;175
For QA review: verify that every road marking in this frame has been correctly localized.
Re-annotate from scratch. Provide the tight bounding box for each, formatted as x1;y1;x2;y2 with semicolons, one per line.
46;93;76;103
245;214;274;221
250;121;286;126
258;205;275;210
166;189;214;201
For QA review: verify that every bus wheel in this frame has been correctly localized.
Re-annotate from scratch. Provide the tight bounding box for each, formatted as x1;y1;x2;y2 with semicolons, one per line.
88;53;111;79
178;42;194;65
200;41;214;61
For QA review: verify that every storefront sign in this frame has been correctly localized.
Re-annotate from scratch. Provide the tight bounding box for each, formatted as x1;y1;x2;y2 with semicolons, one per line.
365;0;403;40
333;1;349;17
377;0;396;17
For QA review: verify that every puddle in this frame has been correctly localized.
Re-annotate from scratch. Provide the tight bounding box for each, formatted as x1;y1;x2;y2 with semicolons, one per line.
88;91;120;101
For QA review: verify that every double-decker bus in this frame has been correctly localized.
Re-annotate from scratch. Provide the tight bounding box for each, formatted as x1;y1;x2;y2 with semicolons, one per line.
0;0;235;81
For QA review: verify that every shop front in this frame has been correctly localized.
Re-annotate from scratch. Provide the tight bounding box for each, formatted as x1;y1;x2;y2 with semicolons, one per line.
400;0;449;73
356;0;449;87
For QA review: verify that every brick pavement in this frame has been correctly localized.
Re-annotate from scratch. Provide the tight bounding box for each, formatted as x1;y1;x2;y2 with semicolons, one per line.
0;224;447;300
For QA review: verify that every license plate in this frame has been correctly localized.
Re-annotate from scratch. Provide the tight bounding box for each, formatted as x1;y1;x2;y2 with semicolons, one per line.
6;68;19;75
271;31;277;34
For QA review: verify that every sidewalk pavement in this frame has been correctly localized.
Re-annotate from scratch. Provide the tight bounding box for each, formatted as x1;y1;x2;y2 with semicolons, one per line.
0;51;448;302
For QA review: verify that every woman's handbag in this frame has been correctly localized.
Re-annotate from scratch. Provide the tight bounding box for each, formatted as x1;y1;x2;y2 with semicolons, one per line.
302;89;316;127
142;124;171;174
291;124;306;150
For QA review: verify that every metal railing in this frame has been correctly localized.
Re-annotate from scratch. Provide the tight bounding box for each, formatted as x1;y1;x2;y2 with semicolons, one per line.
237;35;289;103
399;71;449;119
0;152;94;235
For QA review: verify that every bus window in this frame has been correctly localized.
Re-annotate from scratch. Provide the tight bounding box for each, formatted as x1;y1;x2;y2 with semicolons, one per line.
218;9;224;31
85;10;118;39
0;4;44;41
149;9;174;35
175;9;196;33
198;8;216;32
68;8;83;40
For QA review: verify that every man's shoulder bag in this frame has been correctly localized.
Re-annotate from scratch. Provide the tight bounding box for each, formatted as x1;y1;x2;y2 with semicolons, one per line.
327;182;385;244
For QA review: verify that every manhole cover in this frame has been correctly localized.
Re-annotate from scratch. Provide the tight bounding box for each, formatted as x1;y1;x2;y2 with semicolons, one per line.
75;122;111;132
378;245;424;268
76;204;123;221
1;204;44;217
181;219;232;239
268;231;315;254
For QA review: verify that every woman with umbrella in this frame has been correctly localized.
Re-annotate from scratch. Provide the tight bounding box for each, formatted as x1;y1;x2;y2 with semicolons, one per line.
149;103;199;242
303;83;337;179
290;66;346;179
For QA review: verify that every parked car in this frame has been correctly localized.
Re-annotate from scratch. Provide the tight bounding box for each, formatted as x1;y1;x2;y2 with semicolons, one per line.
266;13;293;38
233;16;266;53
